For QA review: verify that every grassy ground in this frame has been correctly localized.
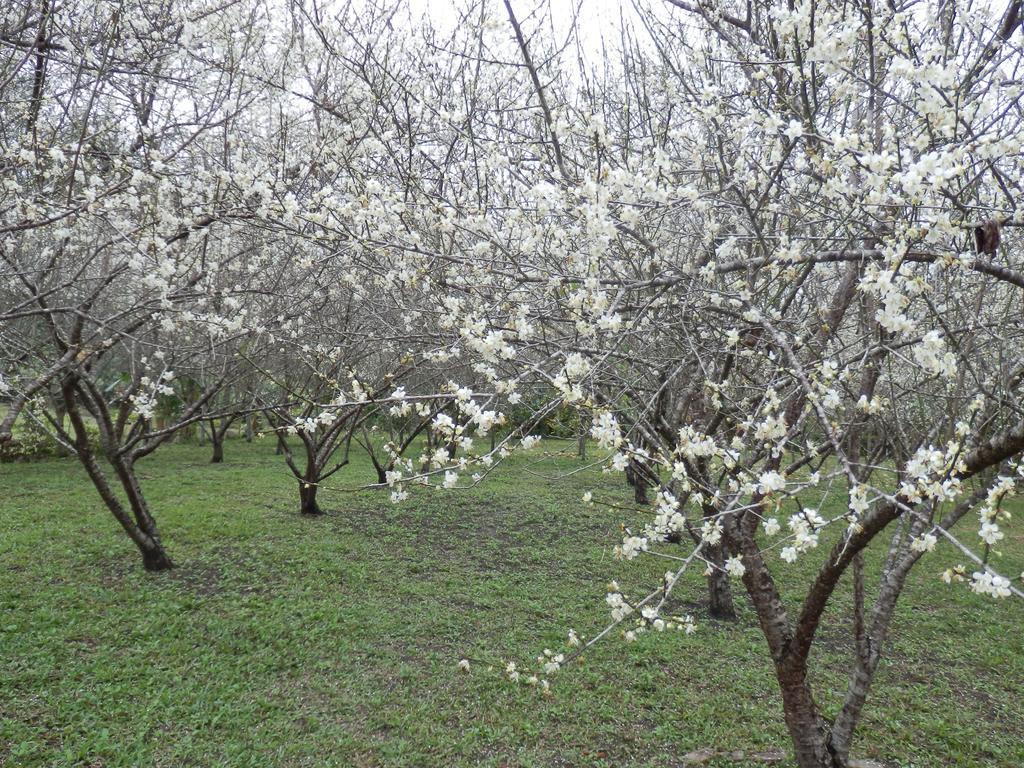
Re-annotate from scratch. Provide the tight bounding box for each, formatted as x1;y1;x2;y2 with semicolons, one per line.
1;439;1022;768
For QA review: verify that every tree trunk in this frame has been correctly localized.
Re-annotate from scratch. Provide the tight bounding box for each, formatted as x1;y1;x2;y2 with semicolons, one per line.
625;459;650;505
245;414;255;442
62;380;174;571
705;543;737;620
776;658;842;768
87;450;175;571
299;483;322;515
141;540;175;571
210;433;224;463
726;520;840;768
110;455;176;572
52;396;71;456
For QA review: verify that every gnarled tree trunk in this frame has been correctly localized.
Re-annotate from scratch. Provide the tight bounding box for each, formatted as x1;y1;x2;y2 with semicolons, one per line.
62;377;174;571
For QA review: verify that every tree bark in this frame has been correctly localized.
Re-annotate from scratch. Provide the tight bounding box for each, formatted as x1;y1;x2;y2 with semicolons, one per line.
776;657;841;768
725;518;840;768
210;432;224;463
705;543;737;620
62;379;174;571
141;539;175;571
299;482;322;515
626;458;651;504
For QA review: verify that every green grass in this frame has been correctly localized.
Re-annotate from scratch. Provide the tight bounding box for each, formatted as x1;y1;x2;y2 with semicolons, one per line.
1;439;1022;767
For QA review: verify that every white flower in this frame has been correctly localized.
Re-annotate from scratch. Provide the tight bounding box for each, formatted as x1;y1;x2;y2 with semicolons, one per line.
979;521;1004;546
758;470;786;494
763;517;781;536
562;352;592;380
724;556;746;578
458;659;470;672
910;533;938;553
701;519;723;545
913;331;957;378
849;486;869;516
780;547;798;563
590;412;622;449
970;571;1011;598
616;535;648;560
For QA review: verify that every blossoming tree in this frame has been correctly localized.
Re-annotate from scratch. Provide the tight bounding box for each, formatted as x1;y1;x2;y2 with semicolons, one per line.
3;0;1024;764
297;1;1024;764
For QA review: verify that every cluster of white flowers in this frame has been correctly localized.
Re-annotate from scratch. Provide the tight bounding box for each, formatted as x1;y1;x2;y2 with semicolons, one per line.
590;411;622;450
977;475;1015;548
652;491;685;536
676;425;719;460
387;386;409;416
624;604;697;642
129;371;175;420
910;532;938;553
757;470;786;495
970;570;1012;599
701;519;723;545
899;445;964;504
753;413;788;444
553;352;592;403
855;395;885;415
461;322;515;364
615;534;649;561
780;508;825;563
912;331;957;379
860;266;915;335
605;587;634;622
